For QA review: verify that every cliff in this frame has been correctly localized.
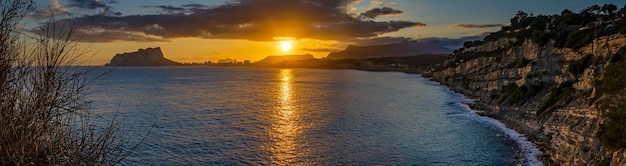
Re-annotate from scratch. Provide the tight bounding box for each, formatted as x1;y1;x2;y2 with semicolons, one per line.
326;40;451;60
426;34;626;165
105;47;181;66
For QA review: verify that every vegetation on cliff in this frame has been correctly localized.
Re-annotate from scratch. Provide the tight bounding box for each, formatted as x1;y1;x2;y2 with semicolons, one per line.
597;47;626;149
455;3;626;57
431;3;626;165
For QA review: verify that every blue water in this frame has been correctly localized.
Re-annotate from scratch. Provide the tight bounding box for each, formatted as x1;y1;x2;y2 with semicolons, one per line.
87;67;537;165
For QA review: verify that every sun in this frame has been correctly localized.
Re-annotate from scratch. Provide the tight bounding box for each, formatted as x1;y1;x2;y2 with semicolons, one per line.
279;41;293;52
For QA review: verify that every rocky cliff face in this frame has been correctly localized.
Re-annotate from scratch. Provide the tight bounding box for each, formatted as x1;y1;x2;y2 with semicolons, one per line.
427;34;626;165
106;47;181;66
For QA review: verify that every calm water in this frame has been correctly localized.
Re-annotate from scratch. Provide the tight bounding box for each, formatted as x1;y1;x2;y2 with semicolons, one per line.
87;67;538;165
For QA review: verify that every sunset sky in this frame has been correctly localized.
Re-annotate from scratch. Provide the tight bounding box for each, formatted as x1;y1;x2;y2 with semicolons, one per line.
28;0;625;65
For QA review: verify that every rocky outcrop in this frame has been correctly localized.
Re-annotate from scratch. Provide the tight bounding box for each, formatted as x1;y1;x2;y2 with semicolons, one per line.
326;40;451;60
105;47;181;66
427;34;626;165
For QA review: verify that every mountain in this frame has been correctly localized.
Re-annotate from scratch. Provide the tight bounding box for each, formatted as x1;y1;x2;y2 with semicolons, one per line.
326;40;451;60
105;47;181;66
254;54;316;65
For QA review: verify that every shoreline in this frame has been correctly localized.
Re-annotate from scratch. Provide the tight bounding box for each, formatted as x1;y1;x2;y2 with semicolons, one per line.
431;78;544;166
425;76;552;165
357;68;547;165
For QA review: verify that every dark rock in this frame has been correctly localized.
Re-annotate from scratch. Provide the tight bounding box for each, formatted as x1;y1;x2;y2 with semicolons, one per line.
105;47;181;66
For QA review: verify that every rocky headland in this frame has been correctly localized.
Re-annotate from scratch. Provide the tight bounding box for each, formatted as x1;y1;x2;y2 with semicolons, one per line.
426;29;626;166
422;5;626;165
105;47;181;66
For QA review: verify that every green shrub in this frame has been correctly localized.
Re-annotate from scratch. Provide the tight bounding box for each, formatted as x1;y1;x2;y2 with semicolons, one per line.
499;81;546;105
565;30;593;49
554;31;570;48
596;54;626;149
611;47;626;63
597;101;626;149
530;30;553;46
568;54;593;76
537;81;575;115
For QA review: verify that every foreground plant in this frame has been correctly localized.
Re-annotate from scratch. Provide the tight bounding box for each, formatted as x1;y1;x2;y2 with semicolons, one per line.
0;0;141;165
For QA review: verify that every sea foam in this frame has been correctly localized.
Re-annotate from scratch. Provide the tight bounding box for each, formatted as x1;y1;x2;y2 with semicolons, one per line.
450;91;544;166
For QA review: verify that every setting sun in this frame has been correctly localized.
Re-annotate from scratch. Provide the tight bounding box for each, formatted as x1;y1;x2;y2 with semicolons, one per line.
280;41;293;52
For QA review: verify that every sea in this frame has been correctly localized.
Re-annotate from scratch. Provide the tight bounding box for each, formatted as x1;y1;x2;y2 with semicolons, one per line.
86;66;542;165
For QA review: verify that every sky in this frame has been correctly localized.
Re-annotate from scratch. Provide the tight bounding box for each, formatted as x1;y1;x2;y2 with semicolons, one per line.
28;0;626;65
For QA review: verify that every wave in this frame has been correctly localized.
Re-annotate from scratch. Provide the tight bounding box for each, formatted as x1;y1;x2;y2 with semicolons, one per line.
449;92;544;166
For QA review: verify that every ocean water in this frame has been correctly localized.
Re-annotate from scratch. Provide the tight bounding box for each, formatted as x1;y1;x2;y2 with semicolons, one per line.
87;66;541;165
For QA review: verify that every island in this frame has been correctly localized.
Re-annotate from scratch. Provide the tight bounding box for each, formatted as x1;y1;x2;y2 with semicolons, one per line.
105;47;182;66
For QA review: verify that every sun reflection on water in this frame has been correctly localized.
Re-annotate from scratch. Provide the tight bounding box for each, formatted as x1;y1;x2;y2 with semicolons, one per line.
269;69;304;165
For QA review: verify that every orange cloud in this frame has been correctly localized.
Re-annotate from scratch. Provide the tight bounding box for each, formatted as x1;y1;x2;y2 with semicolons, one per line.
33;0;425;42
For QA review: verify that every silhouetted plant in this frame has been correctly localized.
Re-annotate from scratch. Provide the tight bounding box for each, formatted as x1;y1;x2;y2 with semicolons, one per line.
0;0;144;165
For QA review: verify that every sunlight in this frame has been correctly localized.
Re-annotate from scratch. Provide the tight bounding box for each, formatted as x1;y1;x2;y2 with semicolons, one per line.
279;41;293;52
268;69;305;165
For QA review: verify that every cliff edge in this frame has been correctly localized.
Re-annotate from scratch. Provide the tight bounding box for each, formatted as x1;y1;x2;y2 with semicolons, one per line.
105;47;181;66
426;5;626;165
427;34;626;165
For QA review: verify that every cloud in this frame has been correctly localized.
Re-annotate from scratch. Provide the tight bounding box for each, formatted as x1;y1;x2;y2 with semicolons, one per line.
451;23;503;28
359;7;403;19
33;0;424;42
29;0;71;20
75;28;171;42
33;0;121;17
143;4;212;14
66;0;108;10
142;5;186;14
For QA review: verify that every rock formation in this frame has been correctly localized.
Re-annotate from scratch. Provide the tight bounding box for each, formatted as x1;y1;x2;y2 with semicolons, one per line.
105;47;181;66
426;34;626;165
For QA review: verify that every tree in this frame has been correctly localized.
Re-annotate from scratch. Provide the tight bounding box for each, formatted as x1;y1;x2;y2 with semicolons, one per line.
603;4;618;19
591;4;602;16
511;11;530;29
529;15;550;31
0;0;144;165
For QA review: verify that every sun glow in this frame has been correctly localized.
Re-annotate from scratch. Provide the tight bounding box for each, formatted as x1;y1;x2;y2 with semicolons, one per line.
279;41;293;52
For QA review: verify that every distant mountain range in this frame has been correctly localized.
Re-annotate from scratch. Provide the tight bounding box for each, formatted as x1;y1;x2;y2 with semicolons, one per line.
254;54;316;65
104;40;454;67
326;40;452;60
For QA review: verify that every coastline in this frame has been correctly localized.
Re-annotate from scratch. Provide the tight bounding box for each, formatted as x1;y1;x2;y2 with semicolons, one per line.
427;75;545;166
423;73;550;165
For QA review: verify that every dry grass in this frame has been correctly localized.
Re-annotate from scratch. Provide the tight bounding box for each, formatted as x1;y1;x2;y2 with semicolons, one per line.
0;0;142;165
